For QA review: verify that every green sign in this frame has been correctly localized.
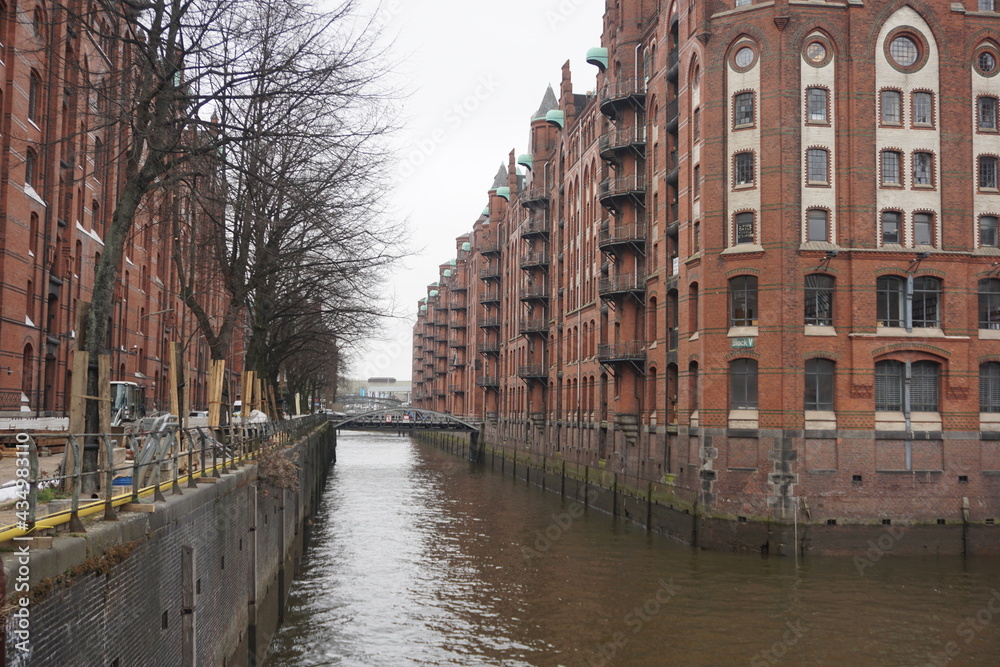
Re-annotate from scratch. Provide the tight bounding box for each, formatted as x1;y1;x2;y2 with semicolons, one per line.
731;337;755;349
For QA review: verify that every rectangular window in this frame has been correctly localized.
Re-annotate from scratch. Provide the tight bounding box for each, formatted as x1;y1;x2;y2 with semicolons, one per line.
882;211;901;245
693;164;700;199
734;152;754;187
981;363;1000;413
881;90;902;125
981;215;999;247
805;359;835;411
913;152;932;186
981;156;998;189
734;92;754;127
981;0;995;11
807;148;828;183
806;88;828;124
911;362;939;412
914;212;933;245
875;361;904;411
736;0;752;7
877;276;905;327
729;275;758;326
807;209;828;242
980;279;1000;328
911;277;941;328
735;212;755;245
881;151;901;185
980;97;997;130
804;274;834;326
913;92;933;126
730;359;758;409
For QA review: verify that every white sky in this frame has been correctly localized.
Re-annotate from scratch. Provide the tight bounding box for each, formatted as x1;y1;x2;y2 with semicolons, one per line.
345;0;606;382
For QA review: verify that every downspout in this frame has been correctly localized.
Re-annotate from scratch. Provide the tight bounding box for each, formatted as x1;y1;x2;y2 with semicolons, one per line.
904;359;912;470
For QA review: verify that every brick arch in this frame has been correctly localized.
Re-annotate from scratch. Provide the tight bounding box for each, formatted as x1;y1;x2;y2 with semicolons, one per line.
716;26;772;64
865;0;947;47
788;23;849;58
962;29;1000;56
872;346;950;365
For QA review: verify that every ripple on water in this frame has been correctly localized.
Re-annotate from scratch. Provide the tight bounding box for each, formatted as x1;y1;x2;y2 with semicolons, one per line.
265;434;1000;666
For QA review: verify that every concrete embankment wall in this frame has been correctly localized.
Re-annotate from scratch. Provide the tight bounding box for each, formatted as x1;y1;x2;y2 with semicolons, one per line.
417;430;996;558
3;423;336;666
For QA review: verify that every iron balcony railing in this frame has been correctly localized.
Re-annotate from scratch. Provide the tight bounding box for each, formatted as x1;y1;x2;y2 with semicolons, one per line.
599;76;647;113
520;186;551;208
477;341;501;355
598;126;647;156
597;341;647;363
480;237;502;256
599;221;647;250
519;318;548;335
520;215;551;238
517;364;549;380
479;315;501;329
520;281;550;301
479;290;501;304
476;376;500;389
520;250;550;269
479;262;501;281
599;273;645;297
598;175;647;200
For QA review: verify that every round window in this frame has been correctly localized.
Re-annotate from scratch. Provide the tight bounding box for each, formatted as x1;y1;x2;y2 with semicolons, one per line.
979;51;997;74
889;36;919;67
806;42;827;64
735;47;755;69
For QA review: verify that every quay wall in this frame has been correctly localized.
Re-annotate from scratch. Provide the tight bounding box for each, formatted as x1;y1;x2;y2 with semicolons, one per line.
2;422;336;666
417;429;1000;558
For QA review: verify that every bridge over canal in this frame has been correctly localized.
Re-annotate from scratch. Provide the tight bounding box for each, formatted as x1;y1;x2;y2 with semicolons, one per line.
331;408;481;433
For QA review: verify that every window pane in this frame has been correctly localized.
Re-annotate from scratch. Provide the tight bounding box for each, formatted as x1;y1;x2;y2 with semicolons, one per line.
875;360;904;411
913;92;932;125
981;215;999;247
805;358;835;411
735;152;754;185
808;149;828;182
913;152;932;185
730;358;758;409
981;0;996;11
730;275;758;326
912;277;940;327
735;92;754;125
807;209;828;242
877;276;904;326
890;37;918;67
735;212;755;245
980;279;1000;328
980;97;997;130
911;361;939;411
882;151;900;184
981;156;998;188
981;362;1000;413
804;274;834;326
881;90;901;124
881;211;900;244
914;212;933;245
807;88;827;123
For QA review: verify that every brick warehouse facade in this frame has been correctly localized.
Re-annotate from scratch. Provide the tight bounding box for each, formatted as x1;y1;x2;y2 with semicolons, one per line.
412;0;1000;539
0;3;237;419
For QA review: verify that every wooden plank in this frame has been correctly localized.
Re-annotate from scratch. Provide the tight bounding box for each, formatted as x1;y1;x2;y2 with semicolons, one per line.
169;342;183;421
207;359;225;428
295;392;301;417
241;370;254;418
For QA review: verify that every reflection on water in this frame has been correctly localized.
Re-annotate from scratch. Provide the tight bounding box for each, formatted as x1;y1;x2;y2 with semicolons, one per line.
265;433;1000;666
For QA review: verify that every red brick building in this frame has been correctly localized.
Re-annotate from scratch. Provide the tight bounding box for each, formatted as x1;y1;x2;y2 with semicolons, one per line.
413;0;1000;530
0;4;235;420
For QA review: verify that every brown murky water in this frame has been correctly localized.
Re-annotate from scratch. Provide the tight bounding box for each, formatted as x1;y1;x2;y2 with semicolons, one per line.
264;432;1000;666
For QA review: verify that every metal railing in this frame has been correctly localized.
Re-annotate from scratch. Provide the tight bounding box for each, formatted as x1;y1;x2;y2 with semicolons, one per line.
597;341;646;362
0;414;325;541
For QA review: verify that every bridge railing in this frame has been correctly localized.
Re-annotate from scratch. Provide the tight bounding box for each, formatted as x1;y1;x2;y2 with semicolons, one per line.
0;414;326;542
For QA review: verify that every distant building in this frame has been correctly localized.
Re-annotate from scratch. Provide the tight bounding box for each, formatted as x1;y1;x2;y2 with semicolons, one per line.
413;0;1000;527
341;378;412;404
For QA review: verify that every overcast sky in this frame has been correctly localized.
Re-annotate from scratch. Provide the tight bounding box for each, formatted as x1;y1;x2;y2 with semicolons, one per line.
343;0;606;382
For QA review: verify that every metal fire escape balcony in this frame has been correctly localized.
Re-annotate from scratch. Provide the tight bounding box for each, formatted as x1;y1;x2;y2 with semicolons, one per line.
599;273;646;304
517;364;549;383
448;384;465;394
433;387;446;396
449;294;467;310
480;237;502;257
479;261;501;281
520;250;550;271
478;340;501;356
599;220;647;255
598;126;647;162
520;186;551;209
520;214;551;239
665;98;679;136
520;281;550;303
519;318;549;337
598;175;646;210
597;341;646;374
479;315;501;329
599;76;647;119
476;376;500;390
666;49;679;84
479;289;501;305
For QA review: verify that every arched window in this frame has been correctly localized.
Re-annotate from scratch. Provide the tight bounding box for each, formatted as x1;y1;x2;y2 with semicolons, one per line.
24;148;36;187
28;212;38;256
805;359;835;411
875;360;905;411
28;70;40;122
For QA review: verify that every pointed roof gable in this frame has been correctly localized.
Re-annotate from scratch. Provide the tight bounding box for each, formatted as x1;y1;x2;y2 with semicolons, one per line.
532;85;559;121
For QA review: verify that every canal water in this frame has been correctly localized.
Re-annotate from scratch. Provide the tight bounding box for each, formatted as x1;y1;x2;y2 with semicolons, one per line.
265;432;1000;666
